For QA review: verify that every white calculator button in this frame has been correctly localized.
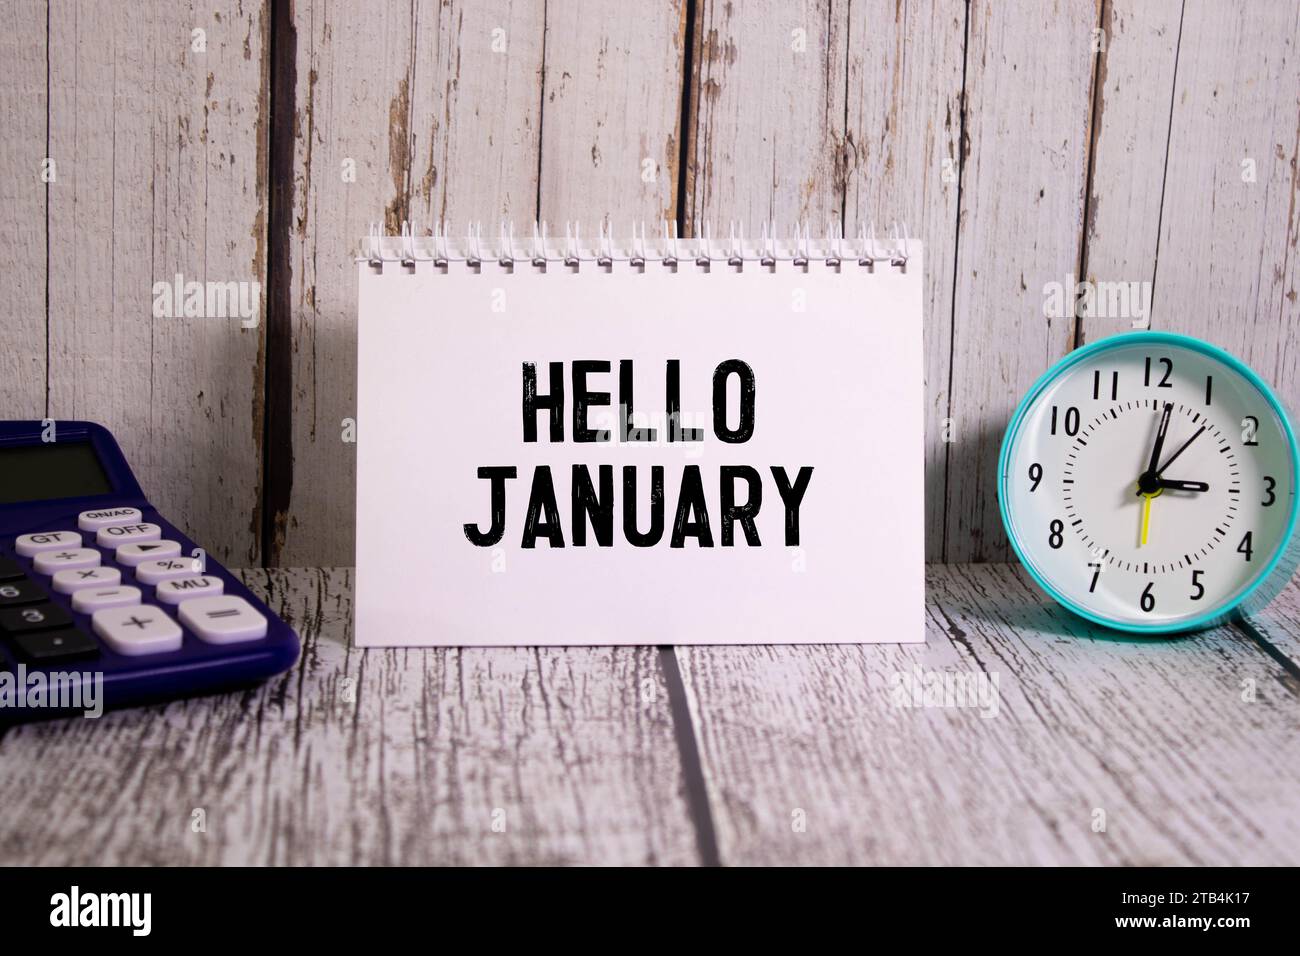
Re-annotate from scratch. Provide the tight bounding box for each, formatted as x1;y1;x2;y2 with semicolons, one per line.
178;595;267;644
96;522;162;548
77;507;143;531
155;575;224;605
52;565;121;594
92;605;183;656
14;531;82;557
33;547;101;575
115;540;182;567
135;556;201;585
72;585;142;614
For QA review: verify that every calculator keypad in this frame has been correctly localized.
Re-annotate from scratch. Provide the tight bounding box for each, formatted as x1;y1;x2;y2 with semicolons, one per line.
3;514;270;669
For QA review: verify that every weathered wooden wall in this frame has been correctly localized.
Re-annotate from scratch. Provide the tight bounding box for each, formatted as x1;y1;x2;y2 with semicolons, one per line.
1;0;1297;568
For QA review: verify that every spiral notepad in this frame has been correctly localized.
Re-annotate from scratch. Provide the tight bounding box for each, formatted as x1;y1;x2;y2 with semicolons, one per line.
354;222;924;646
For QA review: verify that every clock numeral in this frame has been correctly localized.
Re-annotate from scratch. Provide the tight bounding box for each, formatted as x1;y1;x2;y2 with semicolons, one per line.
1205;375;1213;406
1050;405;1080;437
1237;531;1254;562
1140;582;1156;613
1048;519;1064;550
1262;476;1276;507
1242;416;1260;447
1028;462;1043;492
1092;369;1119;401
1088;562;1102;593
1144;356;1173;388
1190;569;1205;601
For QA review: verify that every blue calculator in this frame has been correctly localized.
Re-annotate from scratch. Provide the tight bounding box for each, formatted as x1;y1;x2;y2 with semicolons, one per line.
0;421;299;718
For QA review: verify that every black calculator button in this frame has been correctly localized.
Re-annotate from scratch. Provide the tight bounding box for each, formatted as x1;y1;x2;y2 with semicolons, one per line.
0;557;24;582
0;579;47;607
10;627;99;664
0;602;73;635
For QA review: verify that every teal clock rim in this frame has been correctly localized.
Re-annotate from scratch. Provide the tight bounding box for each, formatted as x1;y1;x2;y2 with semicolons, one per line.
996;330;1300;635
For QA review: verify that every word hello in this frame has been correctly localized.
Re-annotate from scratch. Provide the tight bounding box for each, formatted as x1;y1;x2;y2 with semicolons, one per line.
464;359;814;548
50;886;151;936
151;273;260;327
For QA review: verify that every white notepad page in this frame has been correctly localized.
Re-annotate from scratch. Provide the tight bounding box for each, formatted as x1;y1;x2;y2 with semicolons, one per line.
356;236;923;646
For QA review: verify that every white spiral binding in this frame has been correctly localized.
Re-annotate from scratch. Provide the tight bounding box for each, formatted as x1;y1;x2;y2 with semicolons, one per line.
360;219;910;272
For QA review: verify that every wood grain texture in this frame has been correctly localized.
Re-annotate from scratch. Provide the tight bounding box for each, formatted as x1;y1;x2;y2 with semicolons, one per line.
0;569;698;866
0;1;47;418
278;0;544;566
1142;0;1300;407
944;0;1101;562
843;0;966;559
1076;0;1183;345
677;563;1300;865
45;0;268;566
538;0;685;226
1241;574;1300;676
685;0;847;235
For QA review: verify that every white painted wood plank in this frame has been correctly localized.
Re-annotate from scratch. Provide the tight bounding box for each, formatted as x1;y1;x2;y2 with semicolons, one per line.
843;0;965;559
1241;574;1300;675
1143;1;1300;409
1076;0;1182;343
685;0;846;234
279;0;544;566
0;569;698;866
677;563;1300;865
0;1;47;418
46;0;268;565
944;0;1100;561
537;0;686;226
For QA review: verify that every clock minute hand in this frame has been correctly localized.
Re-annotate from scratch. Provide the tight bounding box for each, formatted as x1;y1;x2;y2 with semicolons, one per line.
1156;478;1210;492
1155;425;1207;476
1136;402;1175;498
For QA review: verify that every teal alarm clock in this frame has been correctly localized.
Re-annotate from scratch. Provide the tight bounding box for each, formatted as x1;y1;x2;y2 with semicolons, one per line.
998;331;1300;634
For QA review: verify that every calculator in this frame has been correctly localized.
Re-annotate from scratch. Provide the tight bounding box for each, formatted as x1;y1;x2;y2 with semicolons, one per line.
0;421;299;718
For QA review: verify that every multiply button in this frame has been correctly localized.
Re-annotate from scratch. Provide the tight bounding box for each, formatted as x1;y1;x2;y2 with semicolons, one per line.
154;575;224;605
15;531;81;557
33;548;101;575
92;605;183;656
78;507;143;531
96;523;162;548
178;596;267;644
52;565;122;594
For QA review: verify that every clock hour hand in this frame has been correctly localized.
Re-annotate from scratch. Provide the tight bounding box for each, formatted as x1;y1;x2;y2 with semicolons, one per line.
1156;478;1209;492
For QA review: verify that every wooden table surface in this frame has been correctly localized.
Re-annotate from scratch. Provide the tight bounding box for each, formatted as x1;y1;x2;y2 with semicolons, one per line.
2;564;1298;866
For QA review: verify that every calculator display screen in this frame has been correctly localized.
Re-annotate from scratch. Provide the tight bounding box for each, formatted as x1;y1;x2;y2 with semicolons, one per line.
0;442;114;504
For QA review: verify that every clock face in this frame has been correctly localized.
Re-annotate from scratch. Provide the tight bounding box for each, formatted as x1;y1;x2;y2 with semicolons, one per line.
1000;334;1298;631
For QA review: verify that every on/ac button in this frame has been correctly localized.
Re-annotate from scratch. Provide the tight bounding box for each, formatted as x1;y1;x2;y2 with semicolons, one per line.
78;507;143;531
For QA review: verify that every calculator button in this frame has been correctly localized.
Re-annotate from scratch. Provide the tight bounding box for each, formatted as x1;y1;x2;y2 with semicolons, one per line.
92;605;183;656
0;579;47;607
115;540;182;567
0;602;73;635
135;556;202;585
33;547;101;575
0;557;24;581
178;596;267;644
52;565;122;594
10;627;99;664
154;574;224;605
78;507;143;531
72;585;142;614
15;531;81;557
96;522;162;548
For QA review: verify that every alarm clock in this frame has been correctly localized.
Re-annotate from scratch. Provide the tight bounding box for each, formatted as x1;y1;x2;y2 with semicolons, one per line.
998;331;1300;634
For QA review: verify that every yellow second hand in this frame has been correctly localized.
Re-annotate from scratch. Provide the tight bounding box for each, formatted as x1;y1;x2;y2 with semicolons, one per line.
1140;494;1152;547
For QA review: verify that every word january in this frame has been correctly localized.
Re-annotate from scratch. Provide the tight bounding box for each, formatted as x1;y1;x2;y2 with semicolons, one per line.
464;360;815;548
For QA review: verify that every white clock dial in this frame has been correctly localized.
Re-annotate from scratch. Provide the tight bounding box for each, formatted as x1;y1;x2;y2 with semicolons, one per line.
1001;336;1297;630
